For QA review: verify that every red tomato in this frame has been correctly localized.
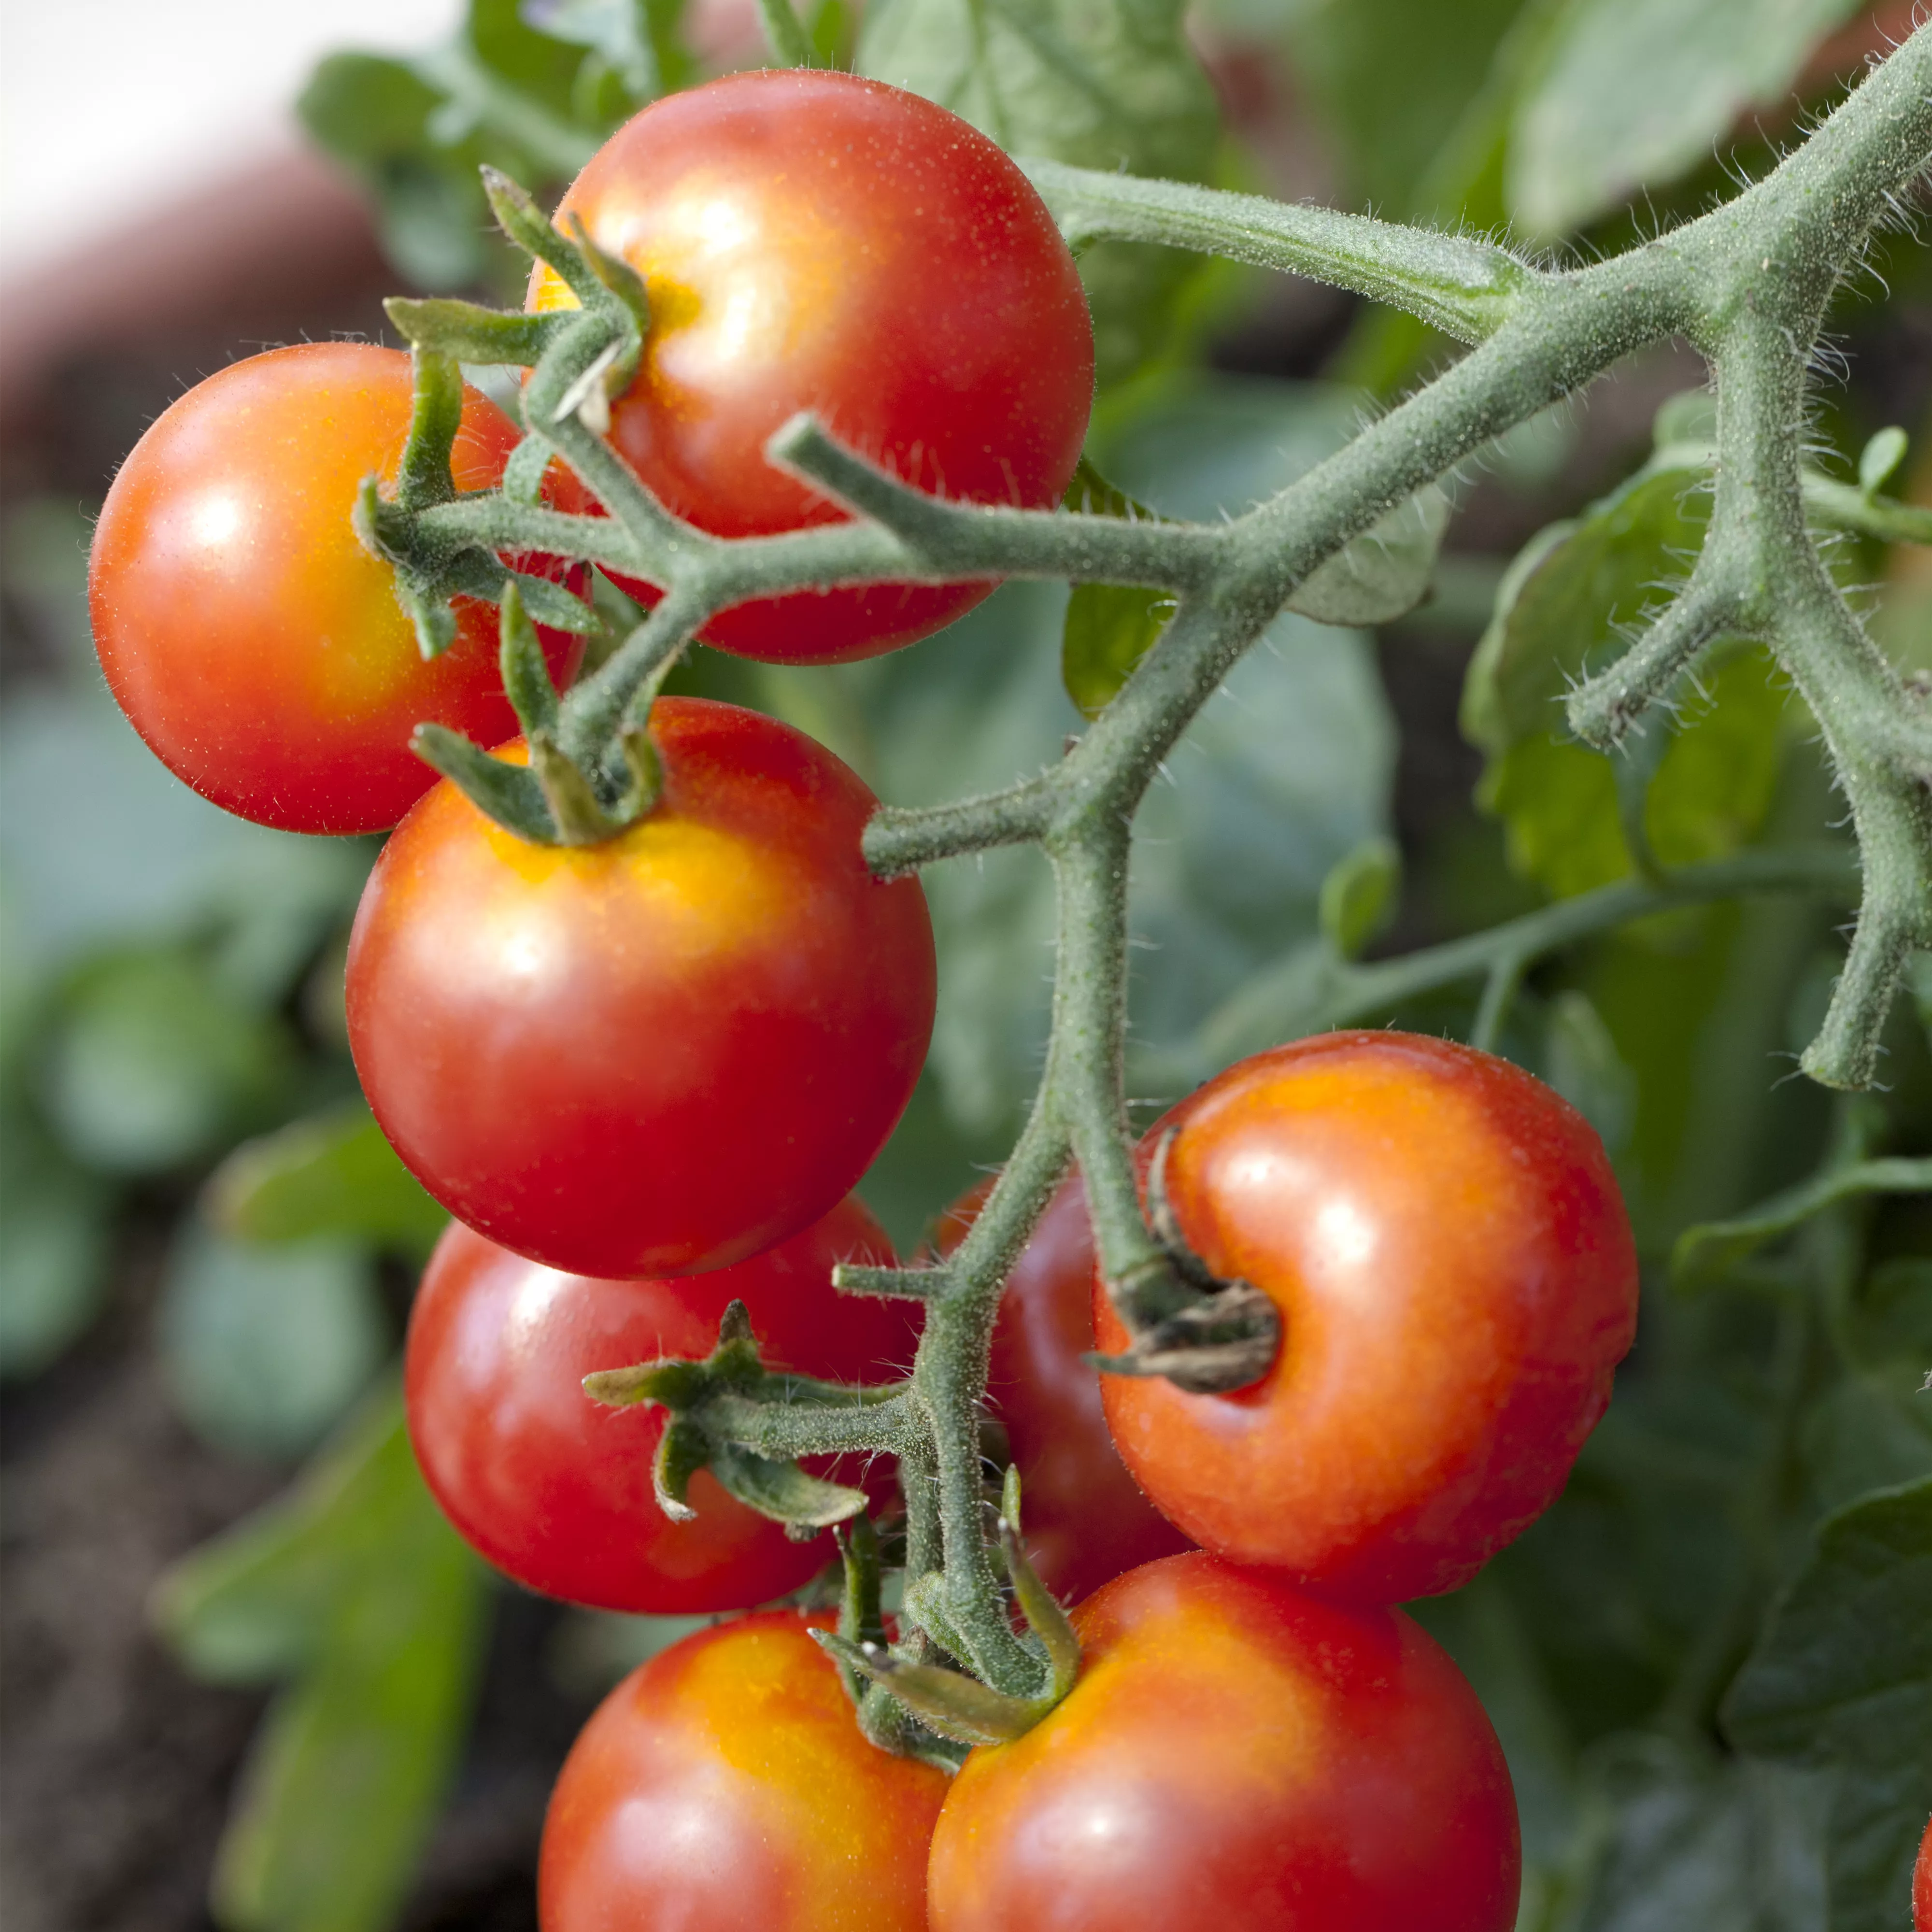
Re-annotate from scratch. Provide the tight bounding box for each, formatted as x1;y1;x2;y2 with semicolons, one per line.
1915;1814;1931;1932
1094;1033;1639;1604
88;342;586;835
406;1196;917;1614
540;1610;948;1931
346;696;935;1278
936;1176;1191;1604
927;1551;1521;1932
528;68;1094;665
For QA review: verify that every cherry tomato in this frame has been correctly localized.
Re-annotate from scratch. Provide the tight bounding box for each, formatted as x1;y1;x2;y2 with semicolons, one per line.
1915;1814;1931;1932
540;1610;948;1931
406;1196;918;1614
346;696;935;1278
927;1551;1520;1931
1094;1032;1639;1604
528;68;1094;665
936;1176;1191;1604
89;342;587;835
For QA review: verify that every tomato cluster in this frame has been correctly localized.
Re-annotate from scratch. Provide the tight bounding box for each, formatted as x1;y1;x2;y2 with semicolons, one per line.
88;60;1646;1932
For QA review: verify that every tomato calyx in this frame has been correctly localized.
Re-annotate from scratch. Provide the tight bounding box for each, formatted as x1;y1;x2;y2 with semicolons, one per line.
817;1467;1081;1751
585;1299;909;1536
1093;1131;1280;1396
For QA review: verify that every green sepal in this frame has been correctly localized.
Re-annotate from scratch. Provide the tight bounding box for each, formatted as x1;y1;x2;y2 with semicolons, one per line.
481;166;605;305
528;730;622;844
384;296;564;368
410;726;559;843
998;1466;1080;1699
582;1356;712;1410
501;434;554;506
498;583;560;739
837;1515;888;1655
652;1418;709;1523
900;1573;978;1665
395;348;464;512
708;1444;867;1531
814;1631;1053;1748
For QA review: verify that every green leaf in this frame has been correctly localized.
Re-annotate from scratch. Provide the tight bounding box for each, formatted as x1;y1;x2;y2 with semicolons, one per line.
856;0;1220;385
158;1390;489;1932
205;1105;448;1262
1506;0;1868;239
1290;482;1450;627
1574;1736;1829;1932
1672;1157;1932;1291
1317;835;1401;960
522;0;692;100
1463;455;1789;898
160;1222;390;1461
1542;988;1637;1156
1723;1479;1932;1932
38;947;295;1175
0;1121;113;1379
1061;579;1174;719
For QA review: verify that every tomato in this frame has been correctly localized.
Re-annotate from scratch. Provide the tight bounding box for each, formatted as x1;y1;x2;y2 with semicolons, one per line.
528;68;1094;665
927;1551;1520;1931
936;1176;1191;1604
406;1196;918;1614
88;342;587;835
1916;1814;1931;1932
540;1610;948;1931
1094;1033;1639;1604
346;696;935;1278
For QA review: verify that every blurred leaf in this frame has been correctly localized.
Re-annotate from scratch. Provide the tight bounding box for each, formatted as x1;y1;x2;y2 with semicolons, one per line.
1799;1378;1932;1515
1318;835;1401;961
158;1390;488;1932
1463;447;1792;898
1506;0;1867;239
857;0;1220;384
1062;579;1175;720
1672;1157;1932;1291
1724;1478;1932;1932
39;947;296;1175
1575;1737;1829;1932
1849;1257;1932;1371
1291;483;1450;627
0;1122;113;1379
160;1222;389;1461
207;1105;447;1263
520;0;692;101
1274;0;1529;223
1542;988;1637;1157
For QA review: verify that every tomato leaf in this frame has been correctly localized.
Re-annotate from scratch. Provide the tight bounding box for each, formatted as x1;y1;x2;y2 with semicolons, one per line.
204;1103;448;1262
159;1221;390;1462
0;1118;113;1379
1723;1478;1932;1932
1505;0;1868;239
157;1388;489;1932
856;0;1219;384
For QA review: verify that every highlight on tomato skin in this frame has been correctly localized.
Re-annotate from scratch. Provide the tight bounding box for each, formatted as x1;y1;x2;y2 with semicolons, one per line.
540;1610;949;1932
527;66;1095;665
1094;1030;1640;1604
926;1551;1522;1932
87;341;588;837
345;695;937;1281
405;1197;919;1615
936;1175;1193;1604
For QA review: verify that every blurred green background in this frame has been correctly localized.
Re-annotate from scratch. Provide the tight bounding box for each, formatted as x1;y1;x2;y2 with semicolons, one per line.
1;3;1927;1930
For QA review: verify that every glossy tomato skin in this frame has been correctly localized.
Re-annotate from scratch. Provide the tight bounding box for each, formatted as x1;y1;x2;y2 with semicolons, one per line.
347;696;936;1278
938;1177;1191;1604
529;68;1094;665
540;1610;948;1932
89;342;586;835
1094;1032;1639;1603
406;1197;917;1614
928;1551;1521;1932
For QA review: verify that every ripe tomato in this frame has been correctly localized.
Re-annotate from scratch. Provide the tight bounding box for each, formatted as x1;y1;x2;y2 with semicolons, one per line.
89;342;586;835
346;696;935;1279
1916;1814;1931;1932
406;1196;918;1614
936;1176;1191;1604
1094;1033;1639;1603
540;1610;948;1931
528;68;1094;665
927;1551;1520;1931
